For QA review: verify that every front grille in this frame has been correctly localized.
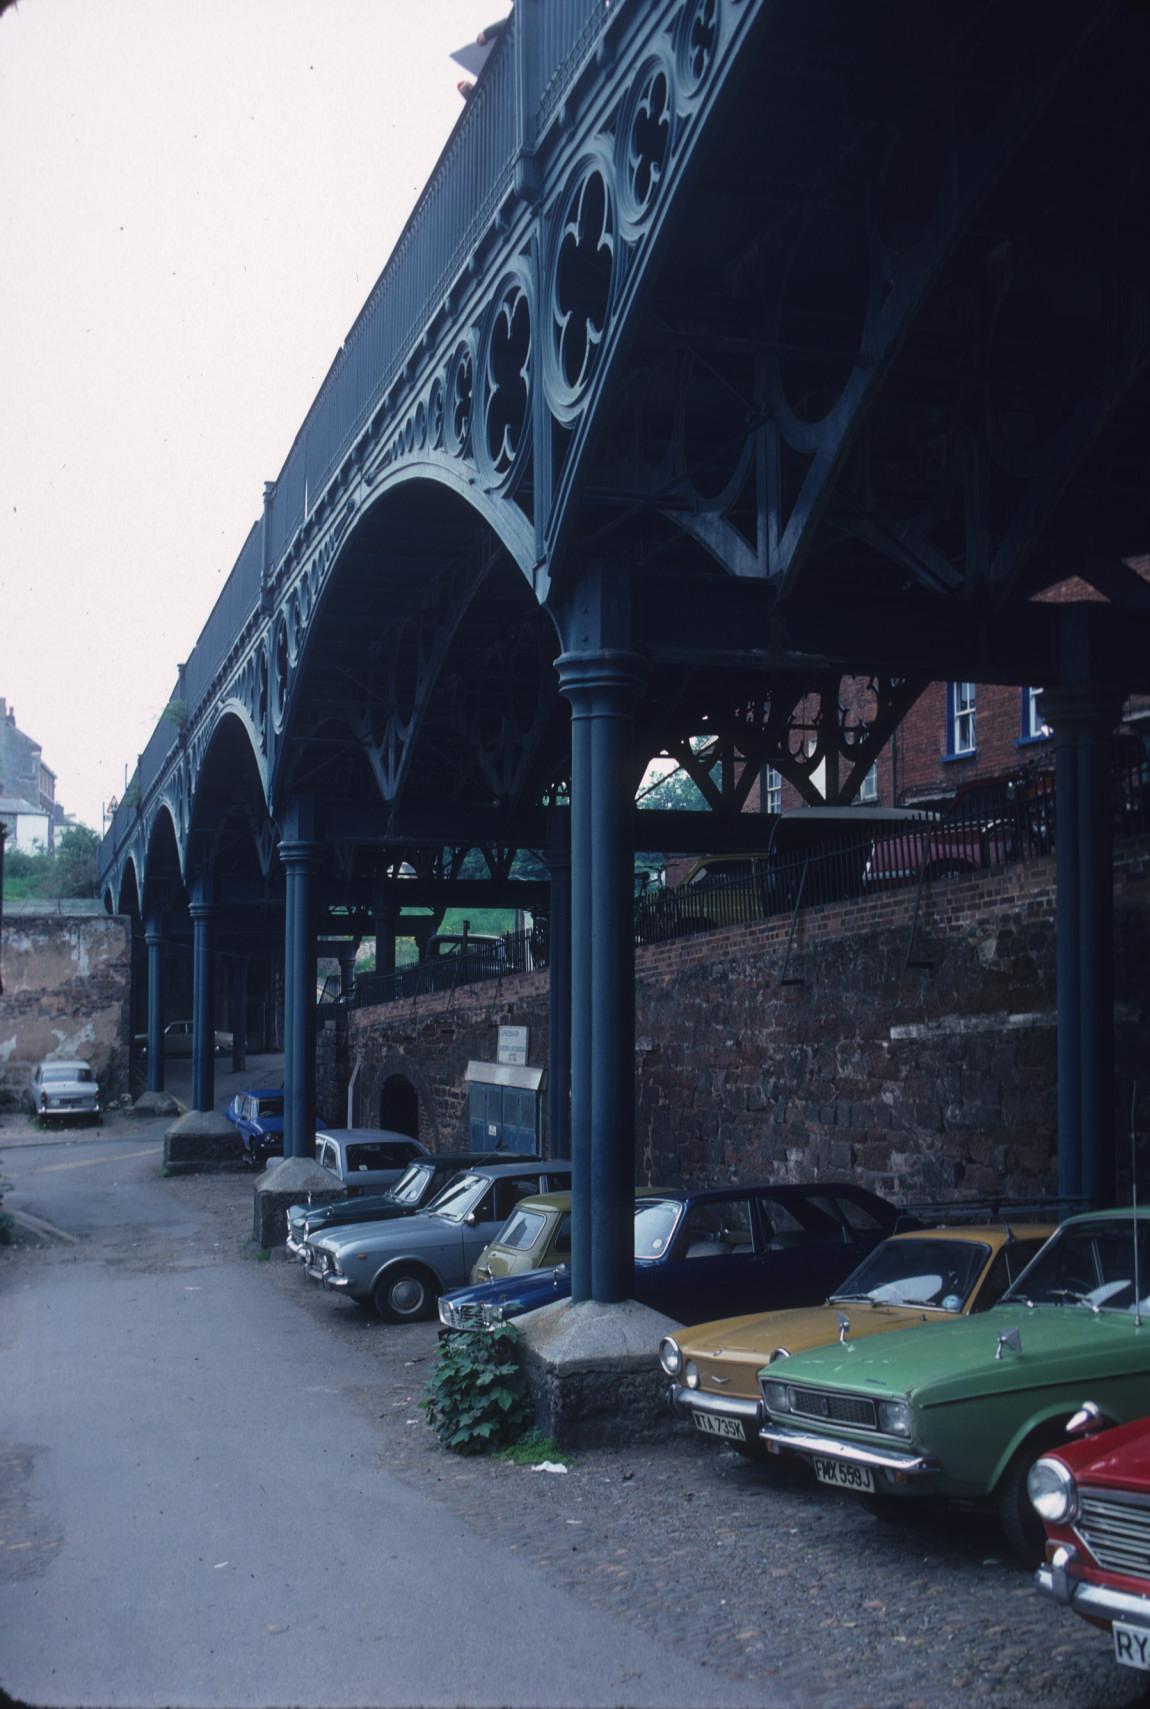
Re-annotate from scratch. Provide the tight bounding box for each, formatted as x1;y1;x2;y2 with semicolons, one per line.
788;1387;879;1430
450;1302;488;1329
1077;1489;1150;1578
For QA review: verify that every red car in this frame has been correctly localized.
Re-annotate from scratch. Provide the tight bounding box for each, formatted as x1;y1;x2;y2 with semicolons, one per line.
1032;1411;1150;1673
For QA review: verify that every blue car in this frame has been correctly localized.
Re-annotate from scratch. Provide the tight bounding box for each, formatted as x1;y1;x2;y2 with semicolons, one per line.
225;1086;285;1166
437;1181;905;1330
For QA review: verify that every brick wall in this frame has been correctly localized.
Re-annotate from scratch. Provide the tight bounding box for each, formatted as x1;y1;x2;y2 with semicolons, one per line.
324;838;1150;1203
0;907;132;1107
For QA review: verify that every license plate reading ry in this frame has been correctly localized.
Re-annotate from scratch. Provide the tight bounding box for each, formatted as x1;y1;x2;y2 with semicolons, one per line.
812;1455;874;1493
1113;1623;1150;1671
692;1412;746;1441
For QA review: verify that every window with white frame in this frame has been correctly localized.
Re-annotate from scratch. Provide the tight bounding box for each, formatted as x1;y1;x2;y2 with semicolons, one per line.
947;683;976;756
763;766;782;815
857;763;878;802
1022;686;1050;742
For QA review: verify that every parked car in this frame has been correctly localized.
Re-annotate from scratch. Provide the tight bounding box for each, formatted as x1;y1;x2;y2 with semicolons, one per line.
1032;1413;1150;1672
437;1192;573;1327
28;1059;101;1124
661;1218;1055;1458
284;1150;535;1260
641;808;941;941
312;1129;428;1195
436;1181;905;1332
225;1086;285;1166
471;1190;572;1283
759;1207;1150;1558
134;1020;233;1058
303;1159;572;1321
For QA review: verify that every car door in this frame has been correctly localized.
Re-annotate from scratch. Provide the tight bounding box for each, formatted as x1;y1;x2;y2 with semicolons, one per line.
635;1193;764;1324
752;1192;863;1308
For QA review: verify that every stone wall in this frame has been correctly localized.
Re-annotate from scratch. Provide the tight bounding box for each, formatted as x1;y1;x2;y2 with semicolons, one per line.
0;905;132;1107
322;838;1150;1201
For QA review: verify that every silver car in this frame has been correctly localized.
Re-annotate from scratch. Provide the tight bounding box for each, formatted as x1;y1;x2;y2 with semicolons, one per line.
29;1059;102;1124
304;1159;571;1322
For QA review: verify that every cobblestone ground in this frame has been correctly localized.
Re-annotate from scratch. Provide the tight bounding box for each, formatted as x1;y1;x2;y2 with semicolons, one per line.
8;1162;1150;1709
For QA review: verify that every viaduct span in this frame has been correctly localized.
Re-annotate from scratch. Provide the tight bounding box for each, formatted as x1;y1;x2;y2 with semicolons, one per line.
98;0;1150;1300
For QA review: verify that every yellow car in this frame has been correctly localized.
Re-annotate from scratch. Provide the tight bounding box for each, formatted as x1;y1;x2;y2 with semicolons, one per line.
659;1221;1055;1458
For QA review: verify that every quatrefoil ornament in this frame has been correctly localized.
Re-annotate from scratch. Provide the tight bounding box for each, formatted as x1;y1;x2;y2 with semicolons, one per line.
546;162;616;423
479;276;532;487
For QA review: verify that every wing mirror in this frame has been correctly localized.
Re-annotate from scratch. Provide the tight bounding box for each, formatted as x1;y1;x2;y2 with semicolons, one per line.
1066;1400;1105;1436
464;1211;478;1227
995;1326;1023;1360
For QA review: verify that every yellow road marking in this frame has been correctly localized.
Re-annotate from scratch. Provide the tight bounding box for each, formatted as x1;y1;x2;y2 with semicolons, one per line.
27;1146;163;1174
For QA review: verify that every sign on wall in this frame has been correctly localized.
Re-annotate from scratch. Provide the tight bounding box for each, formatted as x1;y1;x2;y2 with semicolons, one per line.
497;1024;528;1066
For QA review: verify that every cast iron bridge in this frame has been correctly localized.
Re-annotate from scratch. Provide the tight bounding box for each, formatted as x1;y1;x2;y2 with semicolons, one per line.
98;0;1150;1299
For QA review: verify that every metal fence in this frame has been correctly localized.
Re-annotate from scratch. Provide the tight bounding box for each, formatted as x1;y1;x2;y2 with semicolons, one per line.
342;751;1149;1009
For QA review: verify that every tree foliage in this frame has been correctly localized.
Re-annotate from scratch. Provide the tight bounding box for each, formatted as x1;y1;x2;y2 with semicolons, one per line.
2;824;100;900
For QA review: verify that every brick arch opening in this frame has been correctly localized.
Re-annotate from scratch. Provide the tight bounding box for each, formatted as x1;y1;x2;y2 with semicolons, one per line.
380;1073;419;1139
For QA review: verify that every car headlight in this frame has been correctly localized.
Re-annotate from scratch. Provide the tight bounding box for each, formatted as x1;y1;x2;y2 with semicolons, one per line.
438;1299;459;1329
684;1360;699;1390
659;1336;683;1377
1028;1457;1078;1524
878;1400;913;1438
762;1379;791;1414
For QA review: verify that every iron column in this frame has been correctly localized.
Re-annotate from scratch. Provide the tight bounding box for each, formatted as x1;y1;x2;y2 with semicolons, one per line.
189;899;217;1114
280;839;322;1159
144;914;166;1095
558;649;644;1304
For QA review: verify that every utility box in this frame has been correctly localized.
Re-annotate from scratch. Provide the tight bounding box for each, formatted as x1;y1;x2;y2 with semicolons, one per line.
464;1059;543;1154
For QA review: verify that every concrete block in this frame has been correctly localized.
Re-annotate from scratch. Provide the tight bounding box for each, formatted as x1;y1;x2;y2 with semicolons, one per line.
252;1156;348;1249
164;1109;243;1173
517;1298;681;1449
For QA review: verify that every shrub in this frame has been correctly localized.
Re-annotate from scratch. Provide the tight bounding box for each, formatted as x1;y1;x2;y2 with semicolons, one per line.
423;1322;533;1455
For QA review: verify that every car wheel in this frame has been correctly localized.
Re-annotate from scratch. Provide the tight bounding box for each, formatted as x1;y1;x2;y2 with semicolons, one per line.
373;1267;437;1323
997;1443;1050;1564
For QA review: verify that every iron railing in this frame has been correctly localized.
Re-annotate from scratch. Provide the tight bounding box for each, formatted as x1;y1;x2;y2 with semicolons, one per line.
340;751;1148;1009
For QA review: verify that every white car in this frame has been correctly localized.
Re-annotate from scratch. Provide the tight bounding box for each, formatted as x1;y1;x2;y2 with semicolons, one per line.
29;1059;102;1124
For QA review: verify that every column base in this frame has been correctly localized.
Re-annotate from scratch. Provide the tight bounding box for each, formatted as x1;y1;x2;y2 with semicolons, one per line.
132;1090;181;1118
164;1109;243;1173
252;1156;349;1250
516;1298;682;1449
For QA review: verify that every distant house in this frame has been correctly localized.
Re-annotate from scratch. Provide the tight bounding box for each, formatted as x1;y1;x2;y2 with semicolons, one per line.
0;697;60;852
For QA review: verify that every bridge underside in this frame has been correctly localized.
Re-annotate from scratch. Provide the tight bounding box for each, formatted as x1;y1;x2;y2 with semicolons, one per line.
100;0;1150;1300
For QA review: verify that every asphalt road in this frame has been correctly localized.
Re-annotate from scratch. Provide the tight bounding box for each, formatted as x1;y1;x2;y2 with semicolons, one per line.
0;1127;768;1709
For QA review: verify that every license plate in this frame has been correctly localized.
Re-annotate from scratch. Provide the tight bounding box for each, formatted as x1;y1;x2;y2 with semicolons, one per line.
812;1455;874;1493
1113;1623;1150;1670
692;1411;747;1442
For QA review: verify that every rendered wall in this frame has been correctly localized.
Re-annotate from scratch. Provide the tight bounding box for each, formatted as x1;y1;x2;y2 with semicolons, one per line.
0;906;131;1108
326;839;1150;1201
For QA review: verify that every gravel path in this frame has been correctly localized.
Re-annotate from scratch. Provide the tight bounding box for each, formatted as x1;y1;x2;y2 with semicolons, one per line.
6;1159;1150;1709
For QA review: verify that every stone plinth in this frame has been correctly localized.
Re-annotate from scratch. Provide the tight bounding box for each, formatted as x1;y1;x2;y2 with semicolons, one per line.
133;1089;181;1118
252;1156;349;1250
516;1298;681;1449
164;1109;242;1173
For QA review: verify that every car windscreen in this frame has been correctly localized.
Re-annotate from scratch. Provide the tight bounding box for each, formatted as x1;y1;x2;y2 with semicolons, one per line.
429;1172;489;1223
494;1207;548;1253
42;1065;93;1083
634;1198;683;1259
829;1238;990;1311
1003;1218;1150;1314
389;1163;433;1206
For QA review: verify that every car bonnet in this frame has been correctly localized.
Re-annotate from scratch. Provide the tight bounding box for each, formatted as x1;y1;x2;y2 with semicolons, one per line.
759;1303;1142;1404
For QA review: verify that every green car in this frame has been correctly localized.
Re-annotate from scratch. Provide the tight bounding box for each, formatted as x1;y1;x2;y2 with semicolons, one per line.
759;1208;1150;1557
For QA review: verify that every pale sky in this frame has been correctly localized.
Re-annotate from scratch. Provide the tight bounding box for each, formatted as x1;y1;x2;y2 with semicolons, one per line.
0;0;508;833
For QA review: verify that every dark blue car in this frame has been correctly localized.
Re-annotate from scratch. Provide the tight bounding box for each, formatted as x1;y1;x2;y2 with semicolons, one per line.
225;1086;285;1166
437;1181;905;1330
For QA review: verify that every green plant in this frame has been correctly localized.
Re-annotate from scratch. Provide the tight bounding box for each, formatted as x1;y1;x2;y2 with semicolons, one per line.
423;1323;533;1455
496;1429;568;1467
